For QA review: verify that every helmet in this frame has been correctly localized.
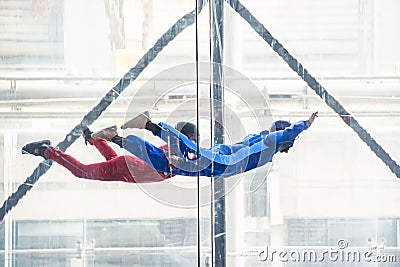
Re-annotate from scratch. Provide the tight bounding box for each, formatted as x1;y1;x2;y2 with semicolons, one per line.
175;122;198;142
270;120;291;132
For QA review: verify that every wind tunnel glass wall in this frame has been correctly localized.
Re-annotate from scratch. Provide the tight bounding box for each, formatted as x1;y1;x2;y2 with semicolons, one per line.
1;0;208;266
1;0;400;267
223;0;400;266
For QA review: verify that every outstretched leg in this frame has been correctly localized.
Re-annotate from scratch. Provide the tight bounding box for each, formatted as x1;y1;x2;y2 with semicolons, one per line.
22;140;172;183
21;139;125;181
89;123;175;174
82;125;118;160
44;146;159;182
88;138;118;160
44;146;112;180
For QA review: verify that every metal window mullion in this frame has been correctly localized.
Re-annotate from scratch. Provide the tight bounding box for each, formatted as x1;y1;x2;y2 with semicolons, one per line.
210;0;226;266
4;132;17;267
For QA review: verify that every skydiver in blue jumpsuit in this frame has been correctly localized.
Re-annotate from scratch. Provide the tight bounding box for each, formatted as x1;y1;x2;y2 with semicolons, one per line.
95;111;318;178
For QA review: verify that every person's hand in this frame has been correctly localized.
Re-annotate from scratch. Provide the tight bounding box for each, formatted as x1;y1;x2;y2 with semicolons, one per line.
308;111;318;127
167;155;183;171
187;152;197;160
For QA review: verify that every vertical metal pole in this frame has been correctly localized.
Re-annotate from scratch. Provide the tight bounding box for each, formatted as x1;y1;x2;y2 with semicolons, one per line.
358;0;374;74
142;0;154;49
195;1;201;267
4;133;16;267
210;0;226;266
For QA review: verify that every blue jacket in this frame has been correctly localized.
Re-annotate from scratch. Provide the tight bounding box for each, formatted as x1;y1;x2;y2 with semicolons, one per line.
123;120;309;178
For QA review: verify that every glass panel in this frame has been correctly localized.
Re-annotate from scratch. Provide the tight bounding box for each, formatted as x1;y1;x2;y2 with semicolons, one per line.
1;0;400;266
1;0;204;266
223;0;400;266
0;221;4;250
14;221;83;250
0;135;4;204
14;253;75;267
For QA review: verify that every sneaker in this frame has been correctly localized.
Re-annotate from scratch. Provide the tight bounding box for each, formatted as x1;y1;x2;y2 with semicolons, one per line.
91;125;118;141
81;125;93;145
22;140;51;158
121;111;150;129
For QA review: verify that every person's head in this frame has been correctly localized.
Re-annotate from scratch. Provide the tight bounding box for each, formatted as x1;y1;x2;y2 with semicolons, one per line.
269;120;292;132
270;120;294;153
175;122;198;143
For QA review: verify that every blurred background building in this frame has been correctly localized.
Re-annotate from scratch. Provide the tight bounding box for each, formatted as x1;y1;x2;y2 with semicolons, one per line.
1;0;400;266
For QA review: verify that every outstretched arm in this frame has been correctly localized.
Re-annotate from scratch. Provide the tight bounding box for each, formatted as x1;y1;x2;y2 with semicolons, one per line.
265;111;318;146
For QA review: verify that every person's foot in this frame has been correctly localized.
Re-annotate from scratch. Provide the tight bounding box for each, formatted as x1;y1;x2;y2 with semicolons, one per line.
82;126;93;145
121;111;150;129
22;140;51;158
91;125;118;141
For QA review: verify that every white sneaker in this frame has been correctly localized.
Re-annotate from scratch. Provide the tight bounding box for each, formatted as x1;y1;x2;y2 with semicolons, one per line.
92;125;118;141
121;111;150;129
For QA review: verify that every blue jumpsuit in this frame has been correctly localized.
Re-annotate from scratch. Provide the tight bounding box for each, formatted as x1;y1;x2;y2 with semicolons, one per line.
123;120;309;178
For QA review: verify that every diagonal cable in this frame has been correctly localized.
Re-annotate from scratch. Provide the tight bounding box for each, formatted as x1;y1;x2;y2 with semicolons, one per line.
0;2;208;222
227;0;400;178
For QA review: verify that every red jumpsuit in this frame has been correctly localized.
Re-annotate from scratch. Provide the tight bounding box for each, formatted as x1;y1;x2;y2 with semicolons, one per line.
43;137;174;183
